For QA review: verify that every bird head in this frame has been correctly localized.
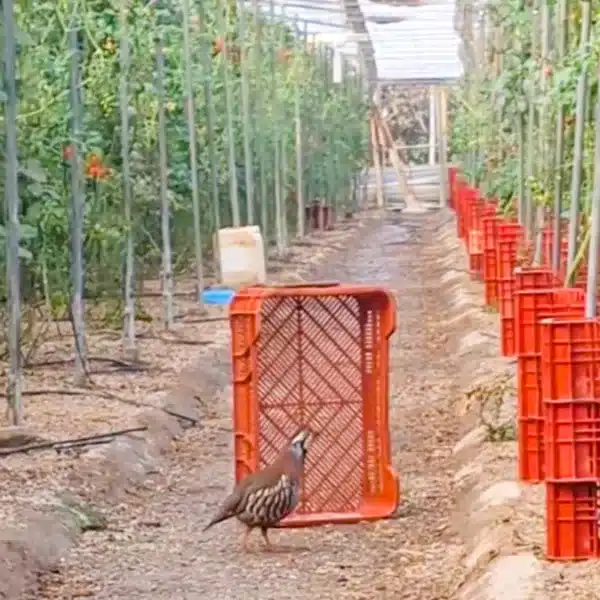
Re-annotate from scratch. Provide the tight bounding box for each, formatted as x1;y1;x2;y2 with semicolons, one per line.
289;428;314;462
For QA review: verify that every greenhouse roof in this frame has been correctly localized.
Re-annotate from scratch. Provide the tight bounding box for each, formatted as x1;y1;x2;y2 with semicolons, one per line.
243;0;462;86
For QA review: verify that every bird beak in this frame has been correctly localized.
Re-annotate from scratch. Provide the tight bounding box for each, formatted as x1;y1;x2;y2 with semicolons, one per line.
291;427;316;447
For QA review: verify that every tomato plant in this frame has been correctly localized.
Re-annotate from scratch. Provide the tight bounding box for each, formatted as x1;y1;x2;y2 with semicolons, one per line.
0;0;369;306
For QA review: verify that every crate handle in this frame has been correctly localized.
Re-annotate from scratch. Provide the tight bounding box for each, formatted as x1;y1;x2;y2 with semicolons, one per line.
269;281;341;289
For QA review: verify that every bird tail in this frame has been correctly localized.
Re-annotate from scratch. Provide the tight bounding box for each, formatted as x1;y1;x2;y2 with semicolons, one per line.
202;511;233;532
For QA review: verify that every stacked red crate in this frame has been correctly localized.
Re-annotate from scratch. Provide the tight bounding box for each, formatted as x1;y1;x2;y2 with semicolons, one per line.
456;181;472;242
496;222;524;356
541;317;600;560
468;202;496;280
483;216;501;307
514;284;584;483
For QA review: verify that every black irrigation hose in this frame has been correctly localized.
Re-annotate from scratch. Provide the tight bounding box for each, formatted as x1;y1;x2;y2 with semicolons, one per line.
0;426;148;457
0;398;200;457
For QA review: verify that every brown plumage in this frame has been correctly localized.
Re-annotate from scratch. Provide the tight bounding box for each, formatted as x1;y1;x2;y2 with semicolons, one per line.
203;429;314;551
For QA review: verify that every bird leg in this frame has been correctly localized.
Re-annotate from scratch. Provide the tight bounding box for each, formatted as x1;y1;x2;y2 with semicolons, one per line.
242;526;252;552
260;527;273;552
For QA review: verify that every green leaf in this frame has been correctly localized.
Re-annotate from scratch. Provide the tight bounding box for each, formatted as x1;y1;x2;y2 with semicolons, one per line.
20;224;37;240
18;247;33;261
27;182;45;198
20;158;47;184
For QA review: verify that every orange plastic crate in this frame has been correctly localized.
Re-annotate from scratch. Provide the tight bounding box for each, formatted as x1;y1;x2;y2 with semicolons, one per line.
514;267;558;293
497;226;523;280
455;179;467;238
519;414;545;482
496;226;525;357
463;187;480;241
457;184;474;241
546;481;600;560
541;318;600;482
483;216;500;307
541;225;565;269
468;203;496;280
229;282;399;527
515;289;586;482
515;288;584;356
498;278;516;356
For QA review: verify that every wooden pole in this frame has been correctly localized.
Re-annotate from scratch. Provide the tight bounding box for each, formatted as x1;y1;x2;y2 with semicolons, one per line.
435;87;447;207
429;86;436;165
370;115;385;208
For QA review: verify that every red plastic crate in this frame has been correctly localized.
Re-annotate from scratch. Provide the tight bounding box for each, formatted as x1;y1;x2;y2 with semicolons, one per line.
229;282;400;527
468;203;496;280
514;267;558;293
498;278;516;356
519;414;545;482
541;221;568;270
482;216;500;307
541;318;600;482
558;236;589;288
546;481;600;560
458;185;477;242
464;187;480;237
497;225;524;280
559;237;568;278
515;288;585;482
515;288;584;356
455;179;467;238
496;225;526;356
305;203;334;231
541;227;553;268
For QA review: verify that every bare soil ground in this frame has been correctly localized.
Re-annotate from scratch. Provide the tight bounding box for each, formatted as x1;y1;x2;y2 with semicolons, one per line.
7;207;598;600
0;217;368;545
19;209;467;600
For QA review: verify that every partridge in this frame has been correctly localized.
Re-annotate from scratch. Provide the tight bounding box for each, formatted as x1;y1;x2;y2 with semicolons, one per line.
202;428;314;550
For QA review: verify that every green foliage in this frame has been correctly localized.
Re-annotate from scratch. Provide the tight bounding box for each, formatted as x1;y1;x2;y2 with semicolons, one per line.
449;0;600;213
0;0;368;304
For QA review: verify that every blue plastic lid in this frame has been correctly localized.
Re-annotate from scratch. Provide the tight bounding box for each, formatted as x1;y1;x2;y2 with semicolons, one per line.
201;287;235;305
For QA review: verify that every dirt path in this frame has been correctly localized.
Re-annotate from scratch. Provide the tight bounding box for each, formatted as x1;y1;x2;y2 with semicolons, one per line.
37;211;467;600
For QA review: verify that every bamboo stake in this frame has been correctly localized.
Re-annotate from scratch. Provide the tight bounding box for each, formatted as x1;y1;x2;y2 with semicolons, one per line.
585;62;600;317
533;0;552;265
2;0;23;424
295;40;305;238
156;27;174;329
278;7;289;244
68;8;89;383
552;0;568;272
118;0;137;358
218;0;240;226
182;0;205;305
197;1;221;235
239;6;254;225
253;0;268;239
566;0;592;281
270;0;284;251
525;0;539;239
